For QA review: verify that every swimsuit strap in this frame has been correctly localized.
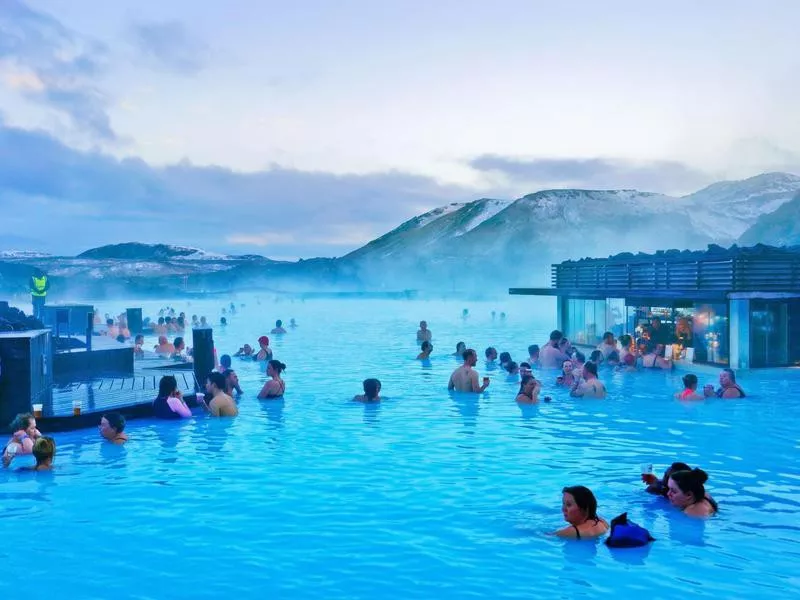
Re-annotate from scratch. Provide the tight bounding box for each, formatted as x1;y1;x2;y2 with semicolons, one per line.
572;524;581;540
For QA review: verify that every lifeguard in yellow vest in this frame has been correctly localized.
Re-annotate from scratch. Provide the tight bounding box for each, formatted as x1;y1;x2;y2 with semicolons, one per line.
29;268;50;319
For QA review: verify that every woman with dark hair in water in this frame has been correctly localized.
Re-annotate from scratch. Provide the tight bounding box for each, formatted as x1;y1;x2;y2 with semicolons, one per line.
515;375;540;404
675;374;703;401
354;379;381;403
555;486;609;539
417;341;433;360
153;375;192;419
452;342;466;357
667;468;718;517
258;360;286;399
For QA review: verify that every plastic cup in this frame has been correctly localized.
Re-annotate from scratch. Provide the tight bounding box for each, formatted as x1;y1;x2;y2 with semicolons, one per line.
483;377;490;385
33;404;43;418
72;400;82;417
640;463;653;475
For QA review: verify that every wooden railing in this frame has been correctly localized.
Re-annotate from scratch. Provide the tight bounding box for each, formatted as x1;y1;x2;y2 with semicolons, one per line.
551;255;800;292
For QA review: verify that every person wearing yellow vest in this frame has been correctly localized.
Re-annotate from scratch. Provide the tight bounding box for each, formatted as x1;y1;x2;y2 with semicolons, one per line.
29;269;50;319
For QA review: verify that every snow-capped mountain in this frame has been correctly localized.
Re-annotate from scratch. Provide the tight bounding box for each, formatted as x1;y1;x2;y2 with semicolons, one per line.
738;191;800;246
680;172;800;241
0;250;52;259
76;243;252;261
342;172;800;288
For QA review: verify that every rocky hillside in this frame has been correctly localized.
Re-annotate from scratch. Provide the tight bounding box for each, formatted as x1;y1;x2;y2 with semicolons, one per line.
738;191;800;246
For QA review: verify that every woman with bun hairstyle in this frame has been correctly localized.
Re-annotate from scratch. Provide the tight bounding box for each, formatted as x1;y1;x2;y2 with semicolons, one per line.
667;468;718;517
675;374;704;401
258;360;286;399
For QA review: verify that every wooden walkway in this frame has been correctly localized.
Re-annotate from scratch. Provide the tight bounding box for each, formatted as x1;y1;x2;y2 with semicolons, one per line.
42;353;201;430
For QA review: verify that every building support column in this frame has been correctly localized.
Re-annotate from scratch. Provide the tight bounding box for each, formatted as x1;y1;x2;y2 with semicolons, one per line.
729;298;750;370
556;296;566;333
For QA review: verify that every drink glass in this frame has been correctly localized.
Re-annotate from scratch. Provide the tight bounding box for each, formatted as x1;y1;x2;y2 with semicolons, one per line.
33;403;43;418
72;400;82;417
482;376;490;386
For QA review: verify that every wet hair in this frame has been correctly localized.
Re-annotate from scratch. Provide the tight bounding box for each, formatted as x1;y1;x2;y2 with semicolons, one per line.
589;350;603;363
520;362;531;370
9;413;34;432
721;368;737;383
363;378;381;400
267;360;286;374
518;374;535;395
561;359;573;370
549;330;563;342
158;375;178;398
456;341;466;352
33;436;56;464
669;468;709;502
462;348;477;361
157;317;165;325
573;351;586;363
116;334;126;343
619;334;632;348
220;354;232;369
106;318;114;326
173;336;184;349
220;317;227;325
222;368;236;383
484;346;497;359
504;361;518;374
177;316;185;327
607;350;620;362
421;341;432;352
602;331;614;341
103;412;126;433
682;373;698;389
527;344;540;356
275;319;283;327
562;485;599;521
207;371;226;391
134;334;144;344
584;361;598;377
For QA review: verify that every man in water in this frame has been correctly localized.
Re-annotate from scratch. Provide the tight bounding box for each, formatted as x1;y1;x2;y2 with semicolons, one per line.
202;372;239;417
539;330;571;369
29;268;50;320
485;347;498;363
448;349;490;393
271;319;287;334
416;321;432;343
223;368;243;396
570;362;606;398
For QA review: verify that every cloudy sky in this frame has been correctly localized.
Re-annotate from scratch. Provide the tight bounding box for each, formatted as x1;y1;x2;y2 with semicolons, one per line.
1;0;799;257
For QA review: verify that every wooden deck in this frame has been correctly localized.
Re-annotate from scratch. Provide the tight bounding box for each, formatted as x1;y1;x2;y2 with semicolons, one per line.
40;352;202;431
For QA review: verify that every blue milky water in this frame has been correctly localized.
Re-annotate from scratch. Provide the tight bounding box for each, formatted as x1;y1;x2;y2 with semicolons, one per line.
1;296;798;599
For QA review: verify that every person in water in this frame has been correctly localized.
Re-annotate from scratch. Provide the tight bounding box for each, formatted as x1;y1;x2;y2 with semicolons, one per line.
485;347;498;363
258;360;286;399
515;375;541;404
704;368;746;399
3;413;42;467
448;349;490;393
223;368;243;396
527;344;540;367
556;359;576;387
17;437;56;472
555;486;609;539
570;362;606;398
667;468;718;517
99;412;128;444
675;374;703;401
643;461;691;496
202;372;239;417
234;344;254;357
290;318;297;329
152;375;193;419
133;334;145;358
271;320;287;334
255;336;273;361
354;378;381;403
417;341;433;360
452;341;467;357
416;321;432;343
